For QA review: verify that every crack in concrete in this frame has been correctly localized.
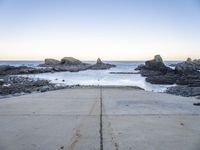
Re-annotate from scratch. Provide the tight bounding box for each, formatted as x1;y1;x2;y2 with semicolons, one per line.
100;87;103;150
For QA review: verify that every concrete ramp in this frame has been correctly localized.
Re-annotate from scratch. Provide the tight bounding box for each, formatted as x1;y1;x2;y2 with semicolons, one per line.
0;87;200;150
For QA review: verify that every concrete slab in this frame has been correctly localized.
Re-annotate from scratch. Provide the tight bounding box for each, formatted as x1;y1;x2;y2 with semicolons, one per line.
102;88;200;150
0;87;200;150
0;88;100;150
103;115;200;150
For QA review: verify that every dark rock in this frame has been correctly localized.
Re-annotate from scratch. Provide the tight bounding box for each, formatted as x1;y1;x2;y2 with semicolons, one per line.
0;76;55;96
135;64;145;70
89;58;116;70
193;59;200;70
146;73;178;84
109;72;139;74
196;96;200;99
174;71;200;86
135;55;173;77
174;57;200;74
193;103;200;106
187;57;192;62
166;85;200;97
140;69;164;76
175;61;197;74
0;79;4;85
40;86;50;92
144;55;167;71
61;57;82;65
44;58;60;66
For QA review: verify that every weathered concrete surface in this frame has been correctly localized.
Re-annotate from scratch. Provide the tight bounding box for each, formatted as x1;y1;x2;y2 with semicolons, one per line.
0;88;100;150
102;88;200;150
0;87;200;150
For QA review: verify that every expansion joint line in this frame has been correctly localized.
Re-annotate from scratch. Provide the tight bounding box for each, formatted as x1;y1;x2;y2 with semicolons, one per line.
100;86;103;150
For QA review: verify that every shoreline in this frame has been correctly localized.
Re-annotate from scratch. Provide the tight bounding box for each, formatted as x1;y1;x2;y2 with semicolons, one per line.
1;83;200;100
0;83;144;99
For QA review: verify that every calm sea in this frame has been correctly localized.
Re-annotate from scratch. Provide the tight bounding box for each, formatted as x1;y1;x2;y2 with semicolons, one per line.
0;60;180;92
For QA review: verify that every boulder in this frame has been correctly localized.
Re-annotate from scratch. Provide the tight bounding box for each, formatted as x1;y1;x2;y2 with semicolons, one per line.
175;61;197;74
61;57;82;65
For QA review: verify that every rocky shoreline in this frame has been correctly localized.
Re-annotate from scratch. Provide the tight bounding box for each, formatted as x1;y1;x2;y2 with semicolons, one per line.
0;55;200;98
0;57;115;76
0;76;71;98
135;55;200;97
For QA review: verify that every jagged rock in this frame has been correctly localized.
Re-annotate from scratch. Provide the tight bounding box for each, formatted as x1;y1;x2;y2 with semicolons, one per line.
145;55;170;72
135;55;200;95
89;58;116;70
96;58;103;64
135;55;172;76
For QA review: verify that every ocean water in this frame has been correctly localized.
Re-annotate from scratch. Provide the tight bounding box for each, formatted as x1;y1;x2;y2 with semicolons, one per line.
0;60;180;92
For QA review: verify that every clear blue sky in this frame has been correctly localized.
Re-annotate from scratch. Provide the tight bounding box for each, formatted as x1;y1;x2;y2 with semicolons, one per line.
0;0;200;60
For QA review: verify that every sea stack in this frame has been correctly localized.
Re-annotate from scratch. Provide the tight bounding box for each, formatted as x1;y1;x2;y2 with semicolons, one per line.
89;58;116;70
135;55;172;76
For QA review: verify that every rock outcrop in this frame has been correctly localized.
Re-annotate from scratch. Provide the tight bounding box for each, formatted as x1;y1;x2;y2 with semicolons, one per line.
61;57;83;65
166;85;200;97
44;58;60;66
89;58;116;70
0;57;116;75
135;55;175;84
136;55;200;96
174;58;200;74
0;65;52;75
135;55;173;77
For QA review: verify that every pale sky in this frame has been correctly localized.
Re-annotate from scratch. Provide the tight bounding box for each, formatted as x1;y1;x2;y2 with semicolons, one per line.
0;0;200;60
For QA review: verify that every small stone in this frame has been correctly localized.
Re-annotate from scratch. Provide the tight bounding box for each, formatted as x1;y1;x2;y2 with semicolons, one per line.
193;103;200;106
60;146;64;149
